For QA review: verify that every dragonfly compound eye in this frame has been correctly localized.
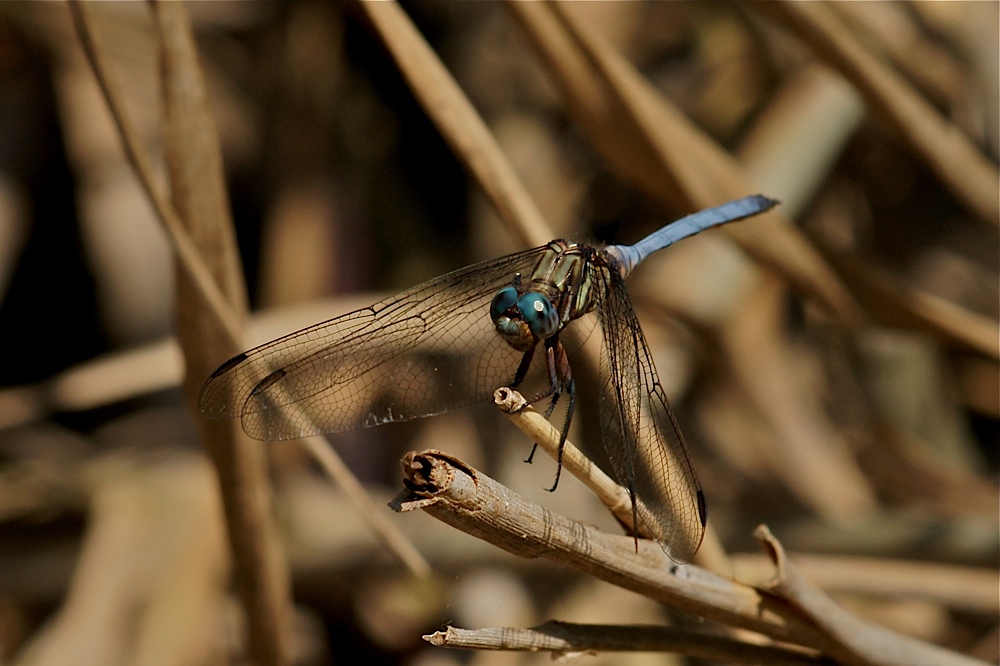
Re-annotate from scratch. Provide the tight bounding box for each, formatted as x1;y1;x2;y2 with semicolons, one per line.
490;286;519;323
518;292;558;339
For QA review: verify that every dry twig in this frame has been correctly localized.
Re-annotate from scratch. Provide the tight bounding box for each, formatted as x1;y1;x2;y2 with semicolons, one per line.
69;3;293;663
392;450;837;651
753;2;999;227
427;621;835;665
393;450;992;665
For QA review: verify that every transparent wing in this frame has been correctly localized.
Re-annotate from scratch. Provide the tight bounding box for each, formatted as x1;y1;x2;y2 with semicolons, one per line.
199;246;552;440
591;257;706;564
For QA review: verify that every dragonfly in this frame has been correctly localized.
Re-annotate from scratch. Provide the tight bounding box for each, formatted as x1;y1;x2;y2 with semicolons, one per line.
200;194;777;563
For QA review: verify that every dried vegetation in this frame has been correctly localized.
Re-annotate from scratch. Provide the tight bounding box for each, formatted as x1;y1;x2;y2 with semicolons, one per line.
0;2;996;665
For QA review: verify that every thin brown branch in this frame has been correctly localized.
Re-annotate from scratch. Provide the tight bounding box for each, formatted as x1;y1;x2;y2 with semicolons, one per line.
505;1;867;328
755;525;992;666
494;387;734;576
358;0;554;249
300;436;431;579
153;3;293;664
390;450;837;653
820;247;1000;360
732;553;1000;616
67;0;243;348
493;388;647;538
427;621;836;665
752;2;999;227
720;274;878;522
0;295;381;431
69;3;293;662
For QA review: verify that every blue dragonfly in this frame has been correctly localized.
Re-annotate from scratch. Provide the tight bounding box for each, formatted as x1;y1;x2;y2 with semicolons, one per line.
200;195;777;562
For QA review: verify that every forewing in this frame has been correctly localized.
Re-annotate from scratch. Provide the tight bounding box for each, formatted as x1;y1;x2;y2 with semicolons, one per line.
199;246;551;440
592;259;706;563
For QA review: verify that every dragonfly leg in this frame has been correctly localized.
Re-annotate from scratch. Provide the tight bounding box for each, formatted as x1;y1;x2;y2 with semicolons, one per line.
521;336;577;475
525;339;563;464
511;344;536;388
537;338;562;404
543;392;560;419
546;342;574;492
509;344;543;464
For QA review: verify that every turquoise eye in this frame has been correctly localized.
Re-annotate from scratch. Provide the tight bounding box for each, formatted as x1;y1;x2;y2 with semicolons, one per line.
490;286;519;323
517;292;558;339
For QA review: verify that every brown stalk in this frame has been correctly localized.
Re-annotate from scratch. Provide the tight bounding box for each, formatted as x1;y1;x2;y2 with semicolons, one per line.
427;621;835;665
720;273;878;522
69;2;292;662
394;450;990;664
391;450;840;653
506;1;866;328
820;248;1000;361
732;553;1000;616
494;387;734;575
300;435;431;578
155;3;296;662
357;0;554;249
752;2;999;227
493;388;647;538
755;525;991;666
69;4;433;651
67;2;242;346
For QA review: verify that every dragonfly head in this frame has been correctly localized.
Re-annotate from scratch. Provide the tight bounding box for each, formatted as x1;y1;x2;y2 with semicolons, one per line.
490;286;559;351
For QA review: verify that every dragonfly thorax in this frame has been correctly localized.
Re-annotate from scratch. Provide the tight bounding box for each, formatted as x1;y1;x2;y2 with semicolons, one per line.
489;241;599;353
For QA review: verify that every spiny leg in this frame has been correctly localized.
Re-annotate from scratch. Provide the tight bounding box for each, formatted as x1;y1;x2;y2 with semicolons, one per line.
526;384;560;464
542;341;563;420
543;392;561;420
525;339;562;464
545;340;574;492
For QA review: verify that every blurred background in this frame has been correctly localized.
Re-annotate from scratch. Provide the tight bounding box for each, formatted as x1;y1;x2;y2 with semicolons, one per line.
0;2;996;665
